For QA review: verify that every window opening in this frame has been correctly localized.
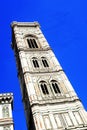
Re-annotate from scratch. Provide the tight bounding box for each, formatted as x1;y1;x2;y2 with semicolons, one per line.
40;82;49;95
2;105;9;118
33;39;38;48
42;58;49;67
63;113;73;127
51;81;61;94
27;39;32;48
30;39;34;48
3;126;11;130
74;112;83;125
55;114;63;128
32;59;39;68
27;38;38;48
44;116;51;129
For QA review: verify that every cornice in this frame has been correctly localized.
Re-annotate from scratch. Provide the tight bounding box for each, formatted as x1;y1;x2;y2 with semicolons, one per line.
21;69;63;76
30;98;80;109
0;118;13;126
16;47;52;53
0;93;13;104
11;21;40;28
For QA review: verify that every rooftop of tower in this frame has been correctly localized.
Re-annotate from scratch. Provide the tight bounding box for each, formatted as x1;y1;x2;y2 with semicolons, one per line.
11;21;40;28
0;93;13;108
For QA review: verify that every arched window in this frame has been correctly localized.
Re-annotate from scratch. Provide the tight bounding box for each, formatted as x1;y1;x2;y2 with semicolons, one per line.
51;80;61;94
41;57;49;67
2;105;9;118
40;81;49;95
32;57;39;68
3;126;11;130
27;38;38;48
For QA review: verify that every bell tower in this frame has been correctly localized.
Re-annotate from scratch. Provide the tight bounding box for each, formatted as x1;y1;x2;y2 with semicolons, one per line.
11;21;87;130
0;93;14;130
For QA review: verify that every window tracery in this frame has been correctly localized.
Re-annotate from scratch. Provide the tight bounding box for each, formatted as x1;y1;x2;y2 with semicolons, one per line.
26;35;38;49
2;105;9;118
41;57;49;67
32;57;39;68
3;126;11;130
51;80;61;94
39;81;49;95
73;111;83;125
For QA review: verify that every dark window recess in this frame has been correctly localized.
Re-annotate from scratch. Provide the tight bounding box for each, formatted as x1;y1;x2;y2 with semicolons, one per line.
33;39;38;48
30;39;34;48
41;83;49;95
27;39;32;48
27;39;38;48
33;59;39;68
52;82;61;94
42;59;49;67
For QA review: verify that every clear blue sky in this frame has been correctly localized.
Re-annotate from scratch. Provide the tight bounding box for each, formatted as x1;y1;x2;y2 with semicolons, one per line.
0;0;87;130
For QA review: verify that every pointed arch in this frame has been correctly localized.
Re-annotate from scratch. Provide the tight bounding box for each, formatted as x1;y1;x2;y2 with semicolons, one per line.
24;34;39;49
39;81;49;95
50;80;61;94
2;105;9;118
41;57;49;67
3;126;11;130
32;57;39;68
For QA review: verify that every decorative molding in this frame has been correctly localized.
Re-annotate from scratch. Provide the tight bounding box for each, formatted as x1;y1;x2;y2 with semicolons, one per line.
0;93;13;109
11;21;40;28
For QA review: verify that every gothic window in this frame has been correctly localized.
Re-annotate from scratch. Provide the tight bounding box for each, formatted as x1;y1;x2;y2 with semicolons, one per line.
54;114;63;128
3;126;11;130
2;105;9;118
40;81;49;95
41;57;49;67
27;38;38;48
63;113;73;127
44;116;52;129
32;57;39;68
73;111;83;125
51;80;61;94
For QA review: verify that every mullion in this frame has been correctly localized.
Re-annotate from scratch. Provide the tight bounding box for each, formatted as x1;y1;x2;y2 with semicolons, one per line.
41;84;46;94
52;83;57;93
44;84;49;94
33;39;38;48
30;39;35;48
42;60;47;67
33;60;36;67
55;83;61;93
44;60;49;67
27;39;32;48
35;60;39;67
